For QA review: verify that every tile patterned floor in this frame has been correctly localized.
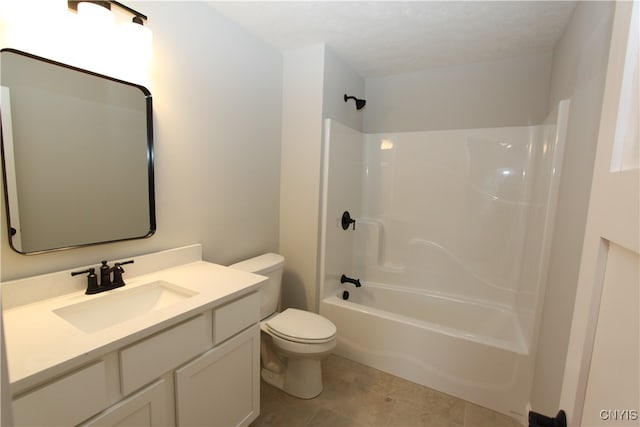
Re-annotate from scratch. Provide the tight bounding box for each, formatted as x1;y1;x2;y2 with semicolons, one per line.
251;355;523;427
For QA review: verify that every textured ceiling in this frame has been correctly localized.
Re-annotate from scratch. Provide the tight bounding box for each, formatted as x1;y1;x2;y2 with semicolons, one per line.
209;1;577;78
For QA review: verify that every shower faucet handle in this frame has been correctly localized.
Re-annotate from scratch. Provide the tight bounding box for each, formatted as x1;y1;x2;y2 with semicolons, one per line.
341;274;361;288
341;211;356;230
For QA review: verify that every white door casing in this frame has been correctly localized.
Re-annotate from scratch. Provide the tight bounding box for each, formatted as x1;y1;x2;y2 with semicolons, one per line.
559;2;640;426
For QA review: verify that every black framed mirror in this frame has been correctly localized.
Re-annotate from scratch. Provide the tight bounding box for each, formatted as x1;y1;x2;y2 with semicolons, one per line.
0;48;155;254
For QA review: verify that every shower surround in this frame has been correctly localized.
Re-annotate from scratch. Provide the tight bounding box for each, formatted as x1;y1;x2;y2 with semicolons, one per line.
319;101;569;420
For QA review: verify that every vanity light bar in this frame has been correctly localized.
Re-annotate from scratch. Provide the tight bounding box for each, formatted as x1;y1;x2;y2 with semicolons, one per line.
110;1;148;22
68;1;148;24
68;0;109;11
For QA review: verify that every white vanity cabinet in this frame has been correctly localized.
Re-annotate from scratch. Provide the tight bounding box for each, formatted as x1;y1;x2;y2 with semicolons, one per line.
81;379;169;427
10;291;261;427
12;361;110;426
175;290;261;427
175;325;260;427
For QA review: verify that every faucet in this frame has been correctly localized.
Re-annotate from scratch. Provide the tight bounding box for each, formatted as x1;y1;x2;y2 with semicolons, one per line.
71;259;134;295
99;260;113;288
341;274;361;288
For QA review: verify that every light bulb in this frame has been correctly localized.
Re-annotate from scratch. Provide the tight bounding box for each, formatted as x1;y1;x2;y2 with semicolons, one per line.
77;2;114;27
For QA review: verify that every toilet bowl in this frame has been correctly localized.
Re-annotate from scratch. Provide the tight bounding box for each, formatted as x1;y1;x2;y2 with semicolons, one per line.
229;254;337;399
260;308;336;398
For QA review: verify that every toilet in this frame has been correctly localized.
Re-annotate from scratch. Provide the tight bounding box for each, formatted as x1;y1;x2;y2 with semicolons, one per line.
229;253;336;399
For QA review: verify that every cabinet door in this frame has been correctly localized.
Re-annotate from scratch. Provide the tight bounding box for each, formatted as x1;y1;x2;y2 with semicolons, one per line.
80;379;168;427
175;324;260;427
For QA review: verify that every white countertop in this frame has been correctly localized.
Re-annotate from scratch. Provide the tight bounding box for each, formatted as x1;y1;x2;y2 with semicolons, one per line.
2;260;266;394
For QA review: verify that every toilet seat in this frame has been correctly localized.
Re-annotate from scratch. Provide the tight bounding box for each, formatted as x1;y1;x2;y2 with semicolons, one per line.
266;309;336;344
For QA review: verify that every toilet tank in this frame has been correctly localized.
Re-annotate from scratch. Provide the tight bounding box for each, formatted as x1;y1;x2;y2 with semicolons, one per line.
229;253;285;320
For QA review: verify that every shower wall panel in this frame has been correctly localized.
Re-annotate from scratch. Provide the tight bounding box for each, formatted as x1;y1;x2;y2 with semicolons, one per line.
358;127;538;308
515;100;569;345
321;109;567;352
320;119;363;299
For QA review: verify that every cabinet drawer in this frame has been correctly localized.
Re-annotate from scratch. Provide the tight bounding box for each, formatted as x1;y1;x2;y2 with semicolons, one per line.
13;361;108;426
213;292;259;344
120;314;210;395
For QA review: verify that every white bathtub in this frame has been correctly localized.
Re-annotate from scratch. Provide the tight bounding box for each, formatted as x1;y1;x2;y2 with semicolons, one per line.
332;282;527;354
319;110;569;422
320;282;534;422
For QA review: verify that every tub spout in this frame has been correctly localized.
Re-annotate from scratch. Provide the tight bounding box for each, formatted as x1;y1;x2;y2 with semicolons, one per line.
341;274;361;287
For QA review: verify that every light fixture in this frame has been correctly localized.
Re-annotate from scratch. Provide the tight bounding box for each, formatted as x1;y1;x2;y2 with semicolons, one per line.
68;1;149;29
76;1;114;26
111;1;148;27
118;3;152;59
68;1;111;11
68;0;151;63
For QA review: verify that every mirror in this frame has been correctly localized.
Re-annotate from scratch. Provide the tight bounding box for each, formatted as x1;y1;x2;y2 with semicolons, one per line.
0;48;155;254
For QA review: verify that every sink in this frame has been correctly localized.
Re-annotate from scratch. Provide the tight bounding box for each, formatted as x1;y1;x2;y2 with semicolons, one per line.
53;281;198;333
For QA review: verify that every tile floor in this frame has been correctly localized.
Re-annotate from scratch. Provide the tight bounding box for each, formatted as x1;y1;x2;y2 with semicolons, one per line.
251;355;523;427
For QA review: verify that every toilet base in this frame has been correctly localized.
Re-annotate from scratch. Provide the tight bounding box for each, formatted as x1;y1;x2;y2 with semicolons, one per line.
261;368;285;390
261;357;323;399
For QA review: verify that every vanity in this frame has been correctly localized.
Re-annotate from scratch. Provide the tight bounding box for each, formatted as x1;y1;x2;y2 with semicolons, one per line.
0;43;266;427
1;245;265;426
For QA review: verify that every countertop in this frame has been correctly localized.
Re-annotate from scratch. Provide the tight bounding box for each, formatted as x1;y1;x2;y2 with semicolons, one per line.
2;260;266;394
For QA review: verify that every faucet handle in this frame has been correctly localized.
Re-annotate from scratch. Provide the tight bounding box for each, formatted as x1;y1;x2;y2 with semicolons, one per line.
112;260;134;287
71;268;100;294
340;274;362;288
341;211;356;230
115;260;134;268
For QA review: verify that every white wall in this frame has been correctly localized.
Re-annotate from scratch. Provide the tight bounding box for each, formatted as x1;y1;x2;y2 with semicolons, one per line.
530;0;615;415
0;292;12;425
1;2;283;280
318;48;366;302
279;44;325;311
279;45;364;312
323;48;365;132
363;52;553;133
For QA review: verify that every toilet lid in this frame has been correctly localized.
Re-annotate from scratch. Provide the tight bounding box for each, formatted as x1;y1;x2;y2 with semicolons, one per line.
266;309;336;343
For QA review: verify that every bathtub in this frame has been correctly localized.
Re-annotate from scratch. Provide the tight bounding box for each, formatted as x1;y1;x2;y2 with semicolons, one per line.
319;108;569;422
320;282;534;422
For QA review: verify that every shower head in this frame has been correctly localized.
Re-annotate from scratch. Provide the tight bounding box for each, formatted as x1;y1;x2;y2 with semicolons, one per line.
344;94;366;110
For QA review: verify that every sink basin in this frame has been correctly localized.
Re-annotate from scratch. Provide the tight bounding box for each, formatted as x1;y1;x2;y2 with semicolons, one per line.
53;281;198;333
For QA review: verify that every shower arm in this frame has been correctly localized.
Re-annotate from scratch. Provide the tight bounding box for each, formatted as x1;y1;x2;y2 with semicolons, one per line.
343;94;366;110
